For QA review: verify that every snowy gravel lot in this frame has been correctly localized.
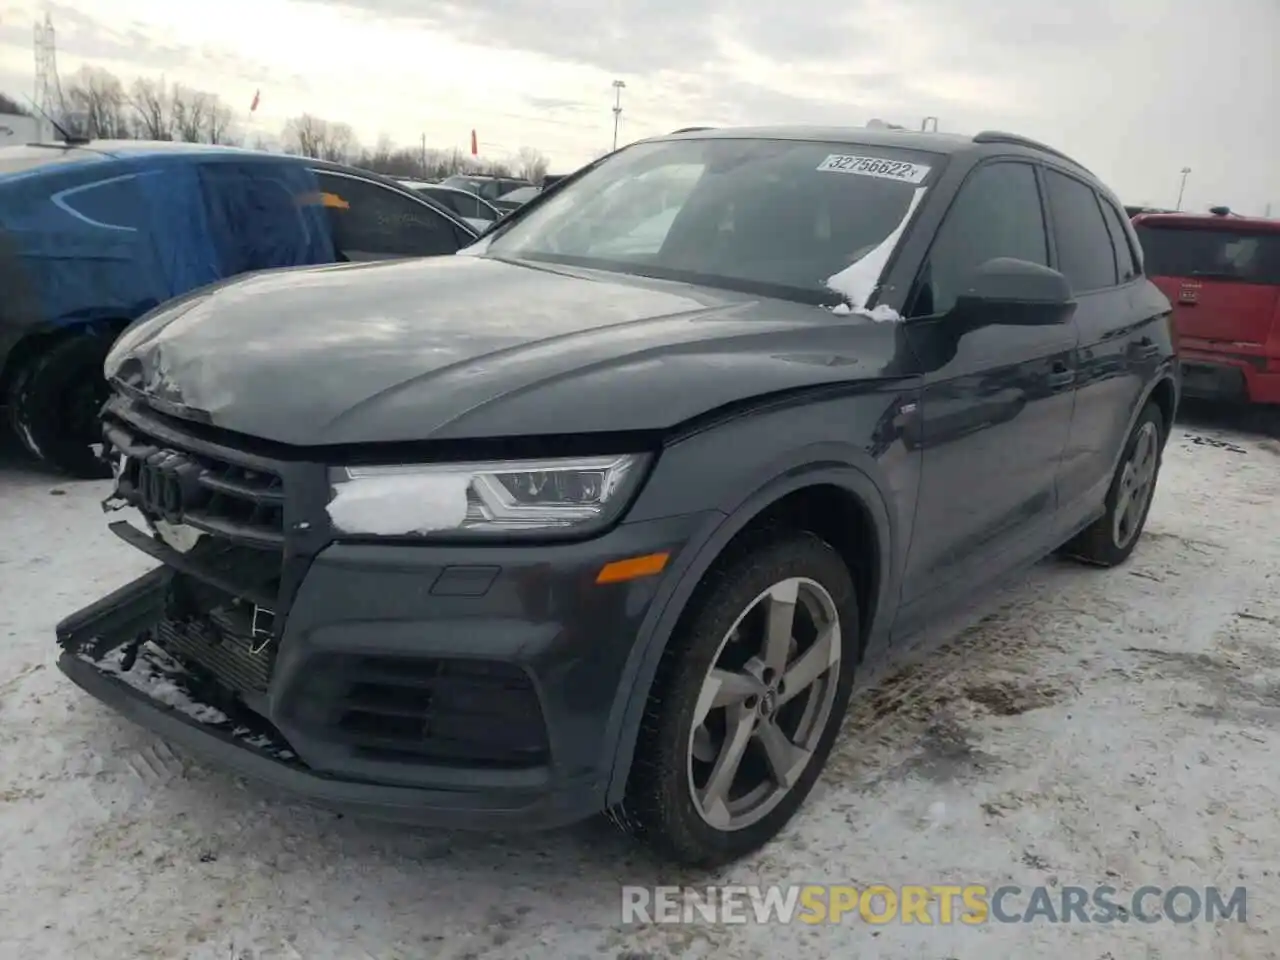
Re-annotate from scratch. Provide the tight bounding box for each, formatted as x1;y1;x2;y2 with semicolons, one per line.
2;410;1280;960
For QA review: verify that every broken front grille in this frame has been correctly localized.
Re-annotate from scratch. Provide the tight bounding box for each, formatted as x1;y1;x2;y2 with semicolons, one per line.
103;417;285;551
153;597;276;696
101;405;297;695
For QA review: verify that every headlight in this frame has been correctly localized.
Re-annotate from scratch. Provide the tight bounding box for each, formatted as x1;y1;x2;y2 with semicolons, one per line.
326;454;648;537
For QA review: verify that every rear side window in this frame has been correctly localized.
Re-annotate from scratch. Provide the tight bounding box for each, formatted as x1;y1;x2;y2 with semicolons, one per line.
1043;169;1118;292
1133;226;1280;284
1099;200;1138;282
315;172;468;257
54;173;145;230
199;160;330;274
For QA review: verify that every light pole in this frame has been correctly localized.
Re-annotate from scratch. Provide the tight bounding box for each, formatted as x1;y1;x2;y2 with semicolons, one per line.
1176;167;1191;211
611;79;626;151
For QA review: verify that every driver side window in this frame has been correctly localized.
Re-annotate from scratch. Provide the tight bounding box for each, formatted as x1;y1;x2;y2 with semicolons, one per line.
909;162;1048;318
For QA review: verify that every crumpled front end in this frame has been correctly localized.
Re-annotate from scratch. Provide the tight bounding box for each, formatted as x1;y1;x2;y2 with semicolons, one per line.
54;390;702;829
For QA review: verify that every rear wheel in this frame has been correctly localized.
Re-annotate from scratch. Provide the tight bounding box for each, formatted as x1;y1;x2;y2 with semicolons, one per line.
1062;402;1165;567
7;333;114;479
615;531;859;868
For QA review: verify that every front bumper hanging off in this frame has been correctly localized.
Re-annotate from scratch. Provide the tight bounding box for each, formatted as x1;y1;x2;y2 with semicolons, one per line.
60;396;724;829
54;566;577;827
55;497;709;831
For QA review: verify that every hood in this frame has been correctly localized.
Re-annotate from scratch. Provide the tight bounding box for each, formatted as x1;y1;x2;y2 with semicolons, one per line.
106;255;906;446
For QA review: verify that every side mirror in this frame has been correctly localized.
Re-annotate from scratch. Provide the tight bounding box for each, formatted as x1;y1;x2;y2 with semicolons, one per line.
953;257;1076;326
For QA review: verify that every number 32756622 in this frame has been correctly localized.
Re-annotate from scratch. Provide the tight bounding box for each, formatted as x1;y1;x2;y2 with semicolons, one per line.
816;154;930;184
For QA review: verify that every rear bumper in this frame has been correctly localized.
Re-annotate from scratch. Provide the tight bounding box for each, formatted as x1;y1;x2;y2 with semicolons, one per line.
1179;347;1280;405
55;511;712;830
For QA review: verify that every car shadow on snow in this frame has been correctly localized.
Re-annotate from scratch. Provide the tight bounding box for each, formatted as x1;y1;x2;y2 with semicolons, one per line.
1175;397;1280;441
0;428;56;482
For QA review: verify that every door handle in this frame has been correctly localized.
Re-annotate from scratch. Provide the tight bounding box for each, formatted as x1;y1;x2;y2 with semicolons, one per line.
1131;337;1160;359
1047;361;1073;388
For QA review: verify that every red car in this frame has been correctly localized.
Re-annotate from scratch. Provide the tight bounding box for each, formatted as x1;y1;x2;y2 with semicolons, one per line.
1132;209;1280;406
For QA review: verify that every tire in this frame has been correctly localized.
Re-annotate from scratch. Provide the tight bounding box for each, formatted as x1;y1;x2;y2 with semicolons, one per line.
614;530;860;868
1062;401;1165;567
6;333;114;479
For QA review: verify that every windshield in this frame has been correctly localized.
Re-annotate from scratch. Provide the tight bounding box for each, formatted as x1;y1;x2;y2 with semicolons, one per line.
484;137;937;303
1136;225;1280;284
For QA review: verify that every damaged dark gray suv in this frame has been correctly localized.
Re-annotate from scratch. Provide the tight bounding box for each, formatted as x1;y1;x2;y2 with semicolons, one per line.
56;125;1178;867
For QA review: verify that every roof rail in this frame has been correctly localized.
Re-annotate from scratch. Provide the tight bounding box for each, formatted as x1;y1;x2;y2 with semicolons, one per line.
668;126;715;134
972;130;1082;167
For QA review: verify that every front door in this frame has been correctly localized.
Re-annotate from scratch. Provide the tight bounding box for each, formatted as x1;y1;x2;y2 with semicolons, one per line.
895;160;1078;622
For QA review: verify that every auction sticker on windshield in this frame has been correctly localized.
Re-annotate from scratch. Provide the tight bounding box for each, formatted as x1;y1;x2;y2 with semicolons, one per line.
817;155;930;183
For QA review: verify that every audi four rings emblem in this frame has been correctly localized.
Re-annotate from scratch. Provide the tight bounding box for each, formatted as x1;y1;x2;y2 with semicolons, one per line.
127;451;194;517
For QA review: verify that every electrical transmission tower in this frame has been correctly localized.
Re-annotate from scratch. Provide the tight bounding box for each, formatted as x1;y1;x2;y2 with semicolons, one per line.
33;12;64;120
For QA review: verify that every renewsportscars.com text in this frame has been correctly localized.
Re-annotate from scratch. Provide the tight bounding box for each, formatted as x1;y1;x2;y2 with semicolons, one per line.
621;884;1247;925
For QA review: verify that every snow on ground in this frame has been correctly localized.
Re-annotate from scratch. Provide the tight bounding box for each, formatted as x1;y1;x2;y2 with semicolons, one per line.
2;410;1279;960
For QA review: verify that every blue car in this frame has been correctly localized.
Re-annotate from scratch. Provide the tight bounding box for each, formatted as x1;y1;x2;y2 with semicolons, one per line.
0;140;478;476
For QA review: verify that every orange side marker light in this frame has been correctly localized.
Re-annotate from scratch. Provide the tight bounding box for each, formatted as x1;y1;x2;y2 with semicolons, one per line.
595;552;670;585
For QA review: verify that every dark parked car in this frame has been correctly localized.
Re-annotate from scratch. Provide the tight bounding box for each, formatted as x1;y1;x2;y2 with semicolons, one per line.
398;180;502;232
440;173;533;201
0;140;477;476
492;184;542;214
55;125;1177;868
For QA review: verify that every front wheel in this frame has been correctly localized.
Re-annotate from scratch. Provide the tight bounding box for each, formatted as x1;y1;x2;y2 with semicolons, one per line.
1062;401;1165;567
615;531;859;868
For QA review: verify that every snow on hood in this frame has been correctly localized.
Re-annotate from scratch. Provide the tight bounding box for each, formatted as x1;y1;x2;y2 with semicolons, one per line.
825;186;928;322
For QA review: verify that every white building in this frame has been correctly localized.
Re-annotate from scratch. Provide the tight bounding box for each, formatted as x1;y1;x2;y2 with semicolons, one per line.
0;113;53;146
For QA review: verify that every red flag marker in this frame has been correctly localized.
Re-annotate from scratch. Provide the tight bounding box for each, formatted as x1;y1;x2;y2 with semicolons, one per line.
470;129;478;156
250;89;260;112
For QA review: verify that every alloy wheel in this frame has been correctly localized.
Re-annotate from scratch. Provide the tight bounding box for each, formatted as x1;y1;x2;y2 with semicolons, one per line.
686;576;842;831
1113;420;1159;549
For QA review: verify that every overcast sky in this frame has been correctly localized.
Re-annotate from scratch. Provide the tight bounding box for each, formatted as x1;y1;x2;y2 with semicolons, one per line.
0;0;1276;213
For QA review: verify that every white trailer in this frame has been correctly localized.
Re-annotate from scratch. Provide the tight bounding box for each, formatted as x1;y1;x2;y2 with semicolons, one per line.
0;114;51;147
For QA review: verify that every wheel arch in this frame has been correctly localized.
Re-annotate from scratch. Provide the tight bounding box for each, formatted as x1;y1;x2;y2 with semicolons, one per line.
1147;375;1178;443
0;317;129;400
601;456;897;807
1108;372;1178;478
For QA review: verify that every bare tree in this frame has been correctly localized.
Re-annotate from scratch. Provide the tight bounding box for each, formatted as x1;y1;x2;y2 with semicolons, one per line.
63;67;131;139
355;135;437;179
129;76;171;140
171;85;212;142
282;114;356;162
479;158;514;178
204;97;235;144
514;146;550;183
321;121;356;163
282;113;327;158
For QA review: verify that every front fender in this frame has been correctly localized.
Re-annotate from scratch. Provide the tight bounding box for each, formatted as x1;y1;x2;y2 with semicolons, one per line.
601;431;903;806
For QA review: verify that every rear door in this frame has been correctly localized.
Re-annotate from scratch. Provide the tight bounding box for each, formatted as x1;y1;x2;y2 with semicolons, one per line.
1133;221;1280;349
1045;171;1168;532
